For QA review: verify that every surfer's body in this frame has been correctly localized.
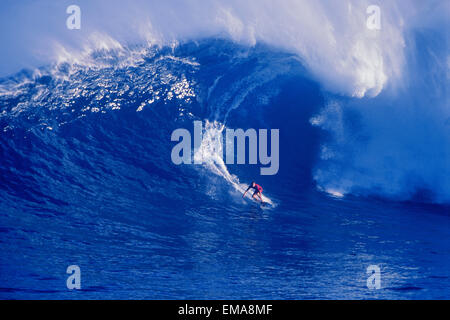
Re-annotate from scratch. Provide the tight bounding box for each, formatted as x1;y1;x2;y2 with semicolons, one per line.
243;182;264;203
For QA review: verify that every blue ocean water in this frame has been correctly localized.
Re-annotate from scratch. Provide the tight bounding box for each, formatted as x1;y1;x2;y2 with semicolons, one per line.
0;38;448;299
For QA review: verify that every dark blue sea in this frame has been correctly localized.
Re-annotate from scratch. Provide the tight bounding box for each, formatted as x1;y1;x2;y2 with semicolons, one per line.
0;37;448;299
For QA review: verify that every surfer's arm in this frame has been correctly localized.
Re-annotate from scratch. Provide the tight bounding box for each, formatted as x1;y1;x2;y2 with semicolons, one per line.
242;187;251;198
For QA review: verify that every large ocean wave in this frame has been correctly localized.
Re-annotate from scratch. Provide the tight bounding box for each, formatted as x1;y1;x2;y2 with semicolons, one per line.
0;1;450;202
1;1;448;204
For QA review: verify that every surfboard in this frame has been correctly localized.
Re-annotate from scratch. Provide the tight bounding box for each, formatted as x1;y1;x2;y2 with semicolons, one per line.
242;190;273;207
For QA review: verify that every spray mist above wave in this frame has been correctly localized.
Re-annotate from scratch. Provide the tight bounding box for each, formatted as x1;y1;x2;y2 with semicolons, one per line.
1;0;418;97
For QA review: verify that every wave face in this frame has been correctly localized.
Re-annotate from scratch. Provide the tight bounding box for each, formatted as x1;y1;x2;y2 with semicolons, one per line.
0;1;449;299
0;40;322;202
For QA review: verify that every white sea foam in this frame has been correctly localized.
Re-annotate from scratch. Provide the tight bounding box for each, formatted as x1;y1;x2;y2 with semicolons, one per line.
194;120;275;206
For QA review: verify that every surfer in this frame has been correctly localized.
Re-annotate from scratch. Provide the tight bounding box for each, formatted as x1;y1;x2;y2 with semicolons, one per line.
243;182;264;203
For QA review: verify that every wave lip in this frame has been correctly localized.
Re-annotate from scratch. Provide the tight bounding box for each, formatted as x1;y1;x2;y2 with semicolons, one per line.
1;0;415;98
